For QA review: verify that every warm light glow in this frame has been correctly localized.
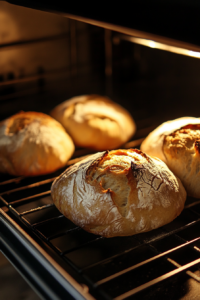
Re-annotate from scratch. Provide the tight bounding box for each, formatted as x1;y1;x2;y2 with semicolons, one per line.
149;41;156;48
114;35;200;59
188;51;200;58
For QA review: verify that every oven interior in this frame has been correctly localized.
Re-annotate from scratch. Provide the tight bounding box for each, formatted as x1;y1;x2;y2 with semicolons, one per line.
1;2;200;299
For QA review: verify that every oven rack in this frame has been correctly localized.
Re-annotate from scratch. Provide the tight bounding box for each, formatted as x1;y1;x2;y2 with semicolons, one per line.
1;136;200;300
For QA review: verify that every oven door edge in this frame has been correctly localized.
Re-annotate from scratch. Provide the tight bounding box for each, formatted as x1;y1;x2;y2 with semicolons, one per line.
0;208;94;300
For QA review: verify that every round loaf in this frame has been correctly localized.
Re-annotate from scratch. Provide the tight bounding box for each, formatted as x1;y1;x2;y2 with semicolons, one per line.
50;94;136;150
0;111;75;176
140;117;200;198
51;149;186;237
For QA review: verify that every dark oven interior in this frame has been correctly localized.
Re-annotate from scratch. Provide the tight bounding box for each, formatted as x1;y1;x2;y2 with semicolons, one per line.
1;1;200;300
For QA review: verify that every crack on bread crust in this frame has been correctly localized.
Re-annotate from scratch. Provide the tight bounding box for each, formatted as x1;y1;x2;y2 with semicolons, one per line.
87;150;131;218
130;149;150;161
131;161;164;192
86;150;109;179
195;139;200;154
7;117;32;134
163;127;200;182
181;124;200;131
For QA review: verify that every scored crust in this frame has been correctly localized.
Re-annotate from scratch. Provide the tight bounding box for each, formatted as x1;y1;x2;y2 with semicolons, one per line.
51;149;186;237
50;94;136;150
141;117;200;198
0;111;75;176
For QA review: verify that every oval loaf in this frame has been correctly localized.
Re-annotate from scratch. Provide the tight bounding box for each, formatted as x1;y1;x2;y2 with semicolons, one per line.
141;117;200;198
51;149;186;237
50;94;136;150
0;111;75;176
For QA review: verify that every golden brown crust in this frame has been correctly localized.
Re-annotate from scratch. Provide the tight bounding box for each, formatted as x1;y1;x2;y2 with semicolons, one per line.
163;125;200;197
51;149;186;237
141;117;200;198
0;111;75;176
50;94;136;150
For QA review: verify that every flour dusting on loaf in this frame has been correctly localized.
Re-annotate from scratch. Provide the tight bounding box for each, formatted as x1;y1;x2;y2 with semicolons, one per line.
51;149;186;237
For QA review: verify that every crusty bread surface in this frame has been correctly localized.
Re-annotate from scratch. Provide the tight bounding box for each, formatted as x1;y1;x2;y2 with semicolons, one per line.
141;117;200;198
0;111;75;176
50;94;136;150
51;149;186;237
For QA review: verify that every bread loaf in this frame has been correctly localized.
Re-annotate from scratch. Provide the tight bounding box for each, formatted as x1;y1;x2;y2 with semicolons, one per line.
0;111;75;176
50;94;136;150
51;149;186;237
141;117;200;198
